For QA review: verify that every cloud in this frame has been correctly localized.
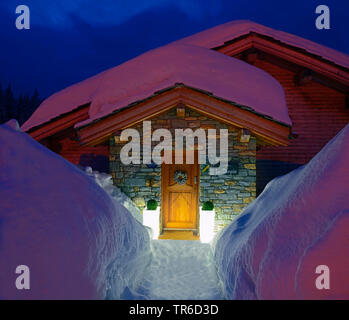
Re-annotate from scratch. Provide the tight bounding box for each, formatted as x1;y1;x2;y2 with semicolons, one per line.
1;0;348;98
0;4;208;97
2;0;221;28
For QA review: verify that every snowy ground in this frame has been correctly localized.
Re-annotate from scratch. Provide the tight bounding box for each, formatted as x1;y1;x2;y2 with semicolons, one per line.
81;168;224;300
124;240;224;300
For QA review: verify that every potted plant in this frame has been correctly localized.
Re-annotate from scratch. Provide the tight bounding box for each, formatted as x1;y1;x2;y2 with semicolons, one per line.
200;201;215;243
146;199;158;210
143;199;160;239
202;201;214;211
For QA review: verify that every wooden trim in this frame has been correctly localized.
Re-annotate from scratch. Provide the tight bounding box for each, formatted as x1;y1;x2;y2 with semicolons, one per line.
217;34;349;87
259;51;349;94
176;104;185;118
238;128;251;143
26;104;90;140
76;86;290;146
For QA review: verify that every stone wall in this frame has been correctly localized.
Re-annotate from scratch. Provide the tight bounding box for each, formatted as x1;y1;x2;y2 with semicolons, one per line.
109;141;161;209
109;107;256;232
199;130;256;231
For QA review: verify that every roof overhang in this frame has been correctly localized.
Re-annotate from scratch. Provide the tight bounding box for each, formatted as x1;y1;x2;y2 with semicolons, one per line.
214;33;349;88
76;84;291;147
26;103;90;141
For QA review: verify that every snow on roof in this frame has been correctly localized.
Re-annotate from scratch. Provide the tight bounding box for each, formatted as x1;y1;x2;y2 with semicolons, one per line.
22;43;291;131
176;20;349;70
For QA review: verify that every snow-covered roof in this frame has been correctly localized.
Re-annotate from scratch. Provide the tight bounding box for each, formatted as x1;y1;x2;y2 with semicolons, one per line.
22;43;291;131
176;20;349;70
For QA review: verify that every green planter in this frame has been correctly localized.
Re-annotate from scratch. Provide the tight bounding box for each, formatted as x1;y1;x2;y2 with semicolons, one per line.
146;199;158;210
202;201;214;211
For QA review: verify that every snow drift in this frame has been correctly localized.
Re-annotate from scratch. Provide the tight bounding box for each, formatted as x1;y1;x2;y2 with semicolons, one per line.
84;167;143;224
214;124;349;299
0;121;151;299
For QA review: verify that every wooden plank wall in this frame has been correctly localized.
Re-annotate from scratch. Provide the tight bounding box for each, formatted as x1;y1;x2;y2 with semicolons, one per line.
253;58;349;165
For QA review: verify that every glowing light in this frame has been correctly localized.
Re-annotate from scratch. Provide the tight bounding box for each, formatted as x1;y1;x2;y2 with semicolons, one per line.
143;208;160;239
200;207;215;243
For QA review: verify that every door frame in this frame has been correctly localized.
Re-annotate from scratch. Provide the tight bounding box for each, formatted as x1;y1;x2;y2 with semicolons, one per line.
160;150;200;234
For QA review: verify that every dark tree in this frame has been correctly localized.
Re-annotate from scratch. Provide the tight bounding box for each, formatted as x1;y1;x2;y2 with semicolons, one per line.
0;83;4;123
0;83;43;125
16;93;24;124
3;84;16;120
21;93;32;125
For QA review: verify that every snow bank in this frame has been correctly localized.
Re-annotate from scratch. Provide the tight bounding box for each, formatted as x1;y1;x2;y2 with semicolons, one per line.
22;43;290;131
214;124;349;299
0;121;151;299
84;167;143;224
176;20;349;69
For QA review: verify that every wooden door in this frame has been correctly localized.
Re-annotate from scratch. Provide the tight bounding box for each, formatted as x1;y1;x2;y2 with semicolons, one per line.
162;153;199;230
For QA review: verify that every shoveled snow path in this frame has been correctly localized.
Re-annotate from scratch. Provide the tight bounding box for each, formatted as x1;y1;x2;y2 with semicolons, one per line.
126;240;224;300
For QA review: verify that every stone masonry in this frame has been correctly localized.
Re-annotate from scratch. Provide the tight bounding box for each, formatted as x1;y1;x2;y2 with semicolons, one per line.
109;107;256;232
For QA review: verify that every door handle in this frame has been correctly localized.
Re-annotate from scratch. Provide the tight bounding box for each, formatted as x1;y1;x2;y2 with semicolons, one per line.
194;176;197;184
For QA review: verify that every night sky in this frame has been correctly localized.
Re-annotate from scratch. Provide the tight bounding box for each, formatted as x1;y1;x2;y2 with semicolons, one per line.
0;0;348;98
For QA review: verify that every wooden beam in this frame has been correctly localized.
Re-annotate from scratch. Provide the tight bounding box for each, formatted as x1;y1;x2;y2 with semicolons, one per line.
176;103;185;118
294;69;313;86
26;104;90;140
216;34;349;89
238;128;251;143
76;86;290;147
242;48;259;65
260;50;349;94
227;44;349;94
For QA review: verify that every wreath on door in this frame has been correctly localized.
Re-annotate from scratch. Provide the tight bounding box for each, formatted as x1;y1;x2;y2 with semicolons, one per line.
174;170;188;185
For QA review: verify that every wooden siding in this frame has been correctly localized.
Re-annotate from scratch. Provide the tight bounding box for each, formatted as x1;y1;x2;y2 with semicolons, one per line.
59;136;109;169
42;131;109;172
252;58;349;165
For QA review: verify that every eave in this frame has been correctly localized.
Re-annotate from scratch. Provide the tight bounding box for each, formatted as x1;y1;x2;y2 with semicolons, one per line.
76;84;291;147
215;33;349;89
26;103;90;141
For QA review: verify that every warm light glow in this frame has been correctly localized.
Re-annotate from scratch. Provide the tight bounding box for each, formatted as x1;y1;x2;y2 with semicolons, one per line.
200;208;215;243
143;208;160;240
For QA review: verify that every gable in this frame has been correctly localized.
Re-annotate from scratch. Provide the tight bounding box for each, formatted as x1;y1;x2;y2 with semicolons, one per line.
76;85;290;147
175;21;349;92
215;33;349;92
177;20;349;71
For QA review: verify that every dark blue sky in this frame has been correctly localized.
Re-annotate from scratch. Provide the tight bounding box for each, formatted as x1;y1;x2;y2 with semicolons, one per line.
0;0;348;98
